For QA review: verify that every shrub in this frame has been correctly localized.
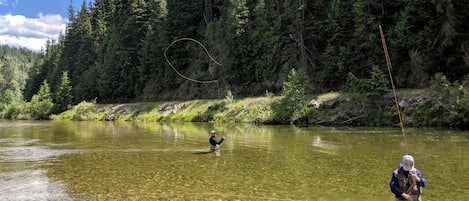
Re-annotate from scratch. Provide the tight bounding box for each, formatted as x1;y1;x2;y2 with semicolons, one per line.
2;101;30;119
59;100;98;121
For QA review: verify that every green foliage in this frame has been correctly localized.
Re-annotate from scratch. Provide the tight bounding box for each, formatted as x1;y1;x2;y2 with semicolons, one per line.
225;90;234;104
213;97;273;124
61;2;99;102
54;71;73;113
344;66;390;95
413;73;469;127
59;100;98;121
0;89;21;110
229;0;250;35
16;0;469;105
30;80;54;120
0;45;36;104
2;101;30;120
319;0;354;89
274;68;308;123
137;23;164;100
192;102;225;122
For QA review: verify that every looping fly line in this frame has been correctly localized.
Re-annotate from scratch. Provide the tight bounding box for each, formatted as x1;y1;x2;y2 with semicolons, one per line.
164;38;221;84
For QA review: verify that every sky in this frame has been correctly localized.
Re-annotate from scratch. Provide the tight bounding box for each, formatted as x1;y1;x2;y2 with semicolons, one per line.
0;0;92;52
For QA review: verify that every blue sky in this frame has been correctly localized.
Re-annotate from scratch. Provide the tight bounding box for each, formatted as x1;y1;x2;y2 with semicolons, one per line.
0;0;92;51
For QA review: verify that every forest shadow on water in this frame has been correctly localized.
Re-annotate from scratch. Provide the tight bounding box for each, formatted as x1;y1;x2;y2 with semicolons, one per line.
0;120;468;200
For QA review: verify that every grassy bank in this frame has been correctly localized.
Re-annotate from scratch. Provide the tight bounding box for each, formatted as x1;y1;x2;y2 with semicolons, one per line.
56;91;339;124
56;96;283;123
58;91;388;126
56;92;469;130
55;77;469;129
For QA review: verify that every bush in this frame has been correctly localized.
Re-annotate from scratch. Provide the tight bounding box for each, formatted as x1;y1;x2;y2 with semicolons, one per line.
413;73;469;127
2;101;30;119
59;100;98;121
344;66;390;96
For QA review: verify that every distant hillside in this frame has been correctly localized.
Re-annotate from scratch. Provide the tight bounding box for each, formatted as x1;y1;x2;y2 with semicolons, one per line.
0;45;37;105
22;1;469;103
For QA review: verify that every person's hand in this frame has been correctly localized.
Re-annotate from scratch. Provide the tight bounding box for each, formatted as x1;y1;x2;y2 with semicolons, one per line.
410;173;420;183
401;193;413;201
222;136;225;139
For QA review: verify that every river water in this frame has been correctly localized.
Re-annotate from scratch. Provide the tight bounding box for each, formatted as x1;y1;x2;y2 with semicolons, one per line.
0;120;468;200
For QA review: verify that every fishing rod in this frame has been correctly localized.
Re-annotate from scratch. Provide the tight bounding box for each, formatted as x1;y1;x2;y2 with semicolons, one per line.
378;24;409;154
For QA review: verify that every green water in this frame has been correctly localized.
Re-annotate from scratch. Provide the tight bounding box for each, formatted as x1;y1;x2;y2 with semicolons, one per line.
0;120;468;200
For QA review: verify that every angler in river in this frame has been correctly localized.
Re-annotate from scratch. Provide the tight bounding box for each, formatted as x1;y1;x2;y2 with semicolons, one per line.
390;155;427;201
192;130;225;155
209;130;225;156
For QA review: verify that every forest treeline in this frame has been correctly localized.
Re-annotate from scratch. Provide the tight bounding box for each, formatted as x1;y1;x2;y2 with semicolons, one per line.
1;0;469;120
0;45;36;110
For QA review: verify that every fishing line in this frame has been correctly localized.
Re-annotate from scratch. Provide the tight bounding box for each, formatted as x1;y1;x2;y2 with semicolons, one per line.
379;25;409;154
164;38;221;84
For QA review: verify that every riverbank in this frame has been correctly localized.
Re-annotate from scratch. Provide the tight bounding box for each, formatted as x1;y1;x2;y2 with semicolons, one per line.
57;89;453;128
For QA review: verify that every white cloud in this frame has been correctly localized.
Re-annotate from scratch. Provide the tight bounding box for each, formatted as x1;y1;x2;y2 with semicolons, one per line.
0;13;66;52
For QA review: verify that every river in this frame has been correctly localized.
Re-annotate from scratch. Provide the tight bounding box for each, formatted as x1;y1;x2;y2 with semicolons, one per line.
0;120;468;200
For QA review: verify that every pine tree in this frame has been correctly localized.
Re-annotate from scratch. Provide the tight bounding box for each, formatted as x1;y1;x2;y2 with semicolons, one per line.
30;80;54;120
97;0;150;102
54;71;73;113
275;68;307;122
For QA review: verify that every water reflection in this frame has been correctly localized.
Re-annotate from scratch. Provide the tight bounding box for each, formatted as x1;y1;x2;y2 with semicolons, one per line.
0;137;80;159
0;121;468;200
0;136;77;201
0;169;72;201
311;135;339;155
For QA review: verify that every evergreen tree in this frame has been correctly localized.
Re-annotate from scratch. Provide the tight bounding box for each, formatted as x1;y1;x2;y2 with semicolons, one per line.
17;0;469;103
431;0;469;80
54;71;73;113
24;55;46;101
250;0;288;94
30;80;54;120
0;58;21;96
138;25;163;100
275;68;307;122
59;2;98;102
0;45;36;103
162;0;206;97
97;0;149;102
137;0;164;100
223;0;257;94
319;0;354;90
24;41;61;101
350;0;380;78
0;89;20;111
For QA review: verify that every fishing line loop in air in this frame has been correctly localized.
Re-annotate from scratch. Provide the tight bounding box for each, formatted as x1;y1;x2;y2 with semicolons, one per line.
164;38;221;84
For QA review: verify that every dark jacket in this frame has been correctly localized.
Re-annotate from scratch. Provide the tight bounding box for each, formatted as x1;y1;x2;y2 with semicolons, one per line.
209;136;224;151
390;166;427;200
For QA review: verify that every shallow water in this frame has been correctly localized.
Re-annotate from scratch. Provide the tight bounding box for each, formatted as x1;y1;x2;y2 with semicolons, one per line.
0;120;468;200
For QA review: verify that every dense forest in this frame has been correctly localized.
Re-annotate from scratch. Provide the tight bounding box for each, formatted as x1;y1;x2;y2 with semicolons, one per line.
0;45;37;110
2;0;469;117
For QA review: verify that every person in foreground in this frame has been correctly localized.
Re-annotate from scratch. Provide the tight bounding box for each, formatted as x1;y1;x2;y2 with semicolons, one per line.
209;130;225;155
390;155;427;201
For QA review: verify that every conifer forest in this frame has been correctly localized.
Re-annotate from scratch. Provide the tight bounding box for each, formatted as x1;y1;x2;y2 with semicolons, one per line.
3;0;469;107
